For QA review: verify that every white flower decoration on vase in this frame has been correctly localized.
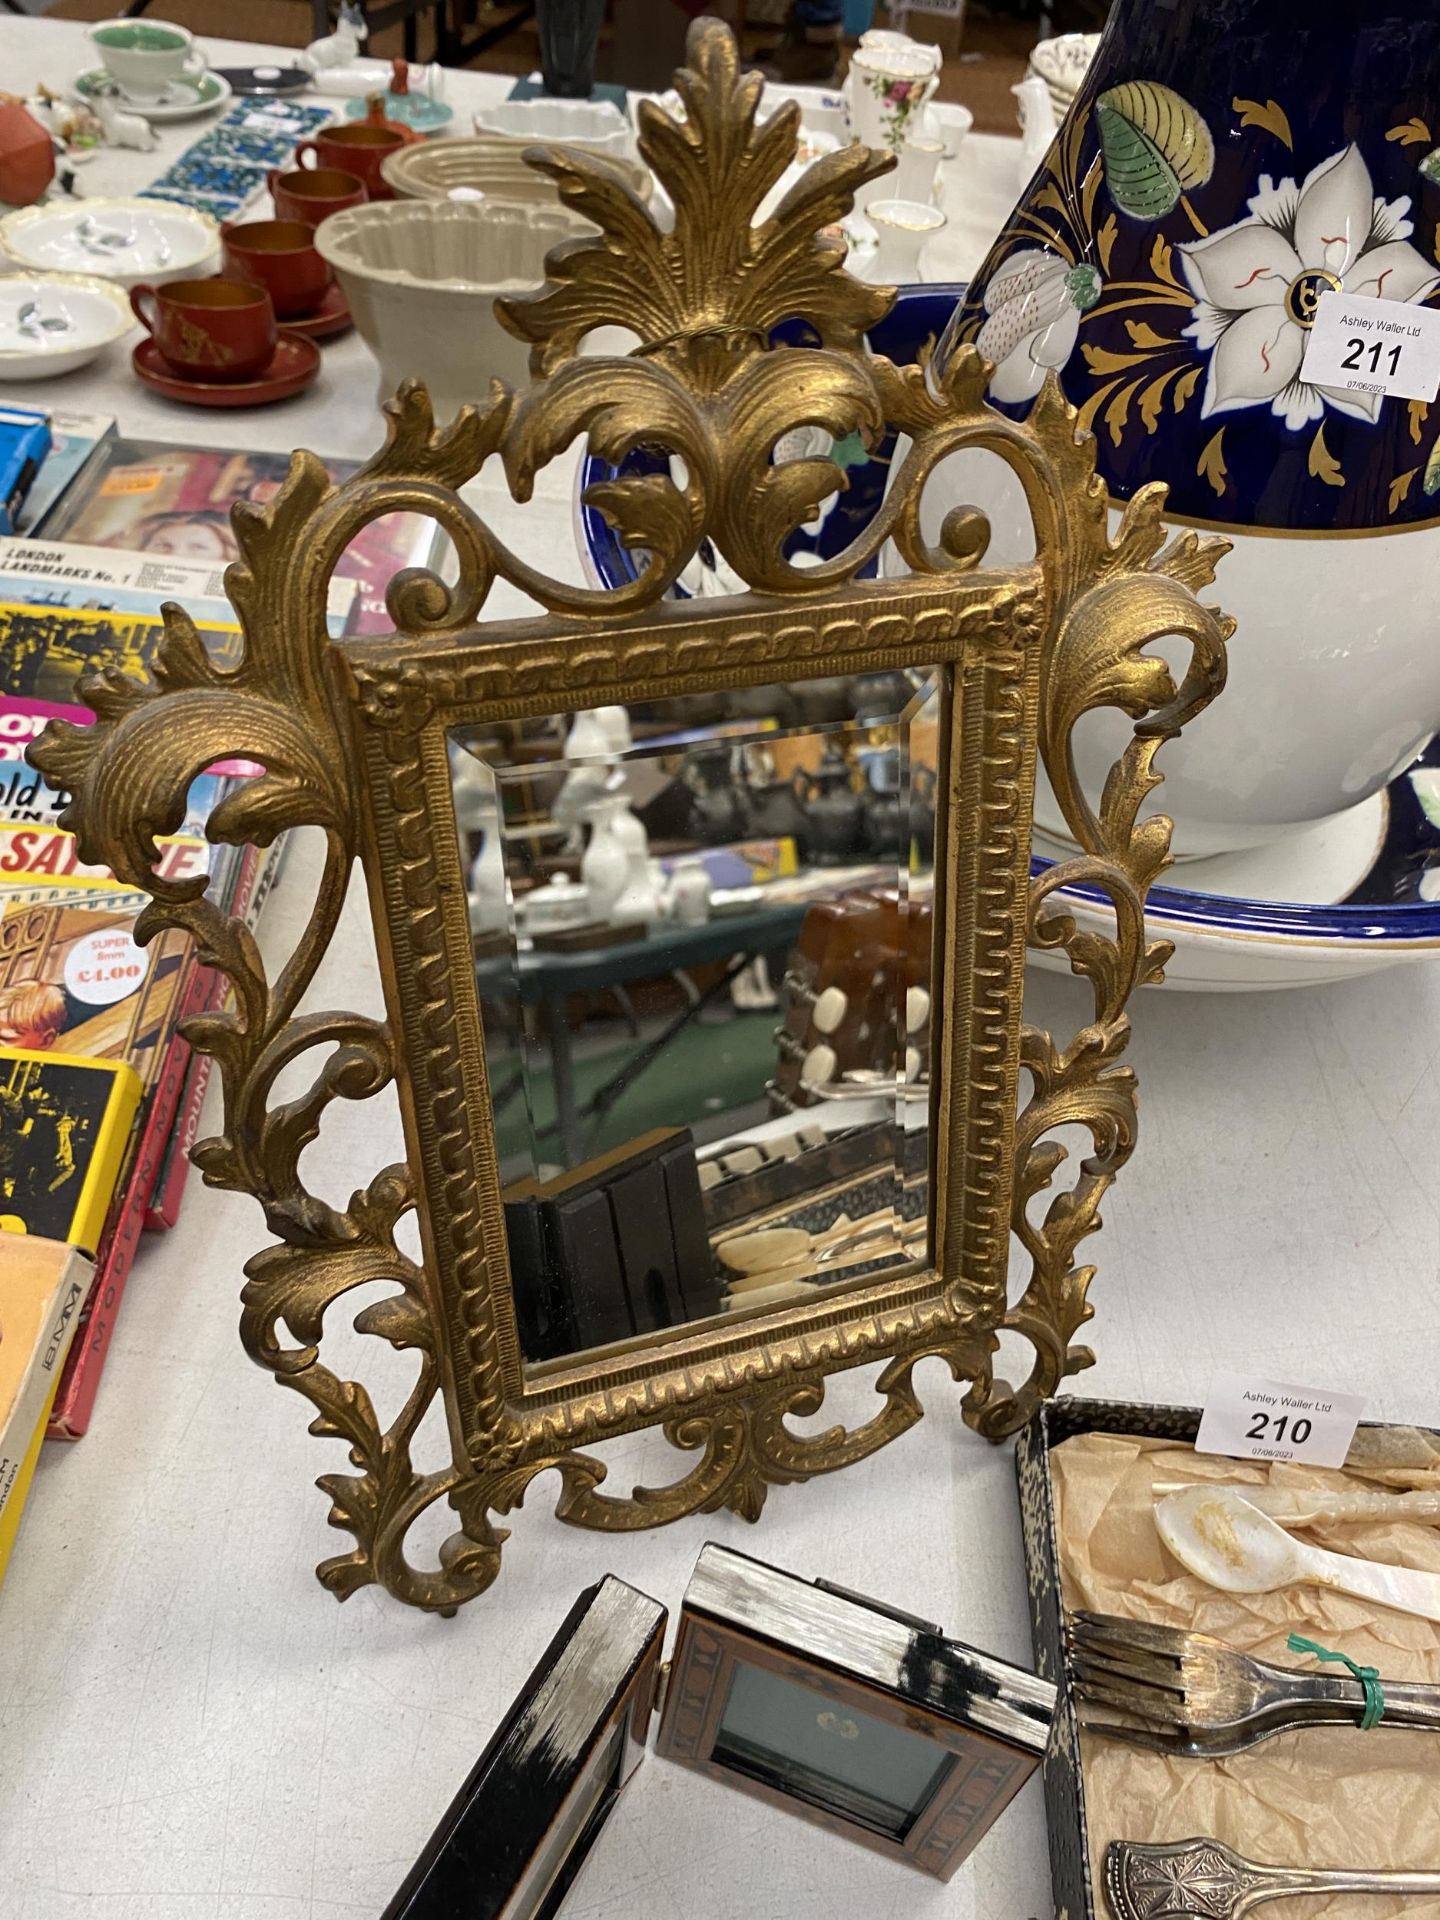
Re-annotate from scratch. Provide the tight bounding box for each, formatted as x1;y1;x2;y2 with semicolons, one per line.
1180;143;1440;428
975;251;1102;404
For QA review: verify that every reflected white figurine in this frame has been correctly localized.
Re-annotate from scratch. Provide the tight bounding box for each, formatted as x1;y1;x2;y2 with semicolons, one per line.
468;827;508;936
554;708;619;853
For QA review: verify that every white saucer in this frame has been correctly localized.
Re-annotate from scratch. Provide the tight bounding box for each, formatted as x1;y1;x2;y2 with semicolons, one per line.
0;272;134;378
73;67;232;122
0;197;219;289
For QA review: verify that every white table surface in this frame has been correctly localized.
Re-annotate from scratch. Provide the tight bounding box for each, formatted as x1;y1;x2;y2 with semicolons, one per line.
3;18;1440;1920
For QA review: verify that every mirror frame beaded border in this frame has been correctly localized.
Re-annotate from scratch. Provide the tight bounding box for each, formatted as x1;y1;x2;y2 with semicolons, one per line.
32;20;1232;1612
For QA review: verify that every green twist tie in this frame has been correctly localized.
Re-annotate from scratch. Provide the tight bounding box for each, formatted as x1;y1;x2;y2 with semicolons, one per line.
1287;1633;1386;1729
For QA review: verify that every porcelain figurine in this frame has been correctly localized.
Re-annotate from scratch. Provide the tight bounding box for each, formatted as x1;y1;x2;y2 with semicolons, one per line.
91;94;160;154
306;2;367;71
937;0;1440;856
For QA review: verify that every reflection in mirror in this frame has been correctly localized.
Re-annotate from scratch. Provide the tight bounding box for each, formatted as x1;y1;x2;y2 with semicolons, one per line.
448;670;941;1374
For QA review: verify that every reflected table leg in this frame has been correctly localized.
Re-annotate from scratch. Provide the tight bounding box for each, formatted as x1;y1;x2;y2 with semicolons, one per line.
545;987;583;1167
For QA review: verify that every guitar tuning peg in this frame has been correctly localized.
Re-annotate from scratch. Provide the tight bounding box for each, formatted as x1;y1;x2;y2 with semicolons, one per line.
811;985;848;1034
800;1042;837;1086
905;986;931;1033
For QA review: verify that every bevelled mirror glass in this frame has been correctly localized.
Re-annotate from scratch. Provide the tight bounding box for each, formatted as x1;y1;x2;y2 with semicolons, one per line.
448;670;941;1371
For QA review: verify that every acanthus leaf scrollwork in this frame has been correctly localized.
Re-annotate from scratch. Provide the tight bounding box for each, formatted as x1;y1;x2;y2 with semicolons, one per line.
30;17;1231;1608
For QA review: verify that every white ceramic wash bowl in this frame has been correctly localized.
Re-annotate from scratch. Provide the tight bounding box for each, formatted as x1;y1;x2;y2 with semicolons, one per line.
473;96;636;161
0;272;134;379
0;197;218;289
314;198;578;421
1027;748;1440;990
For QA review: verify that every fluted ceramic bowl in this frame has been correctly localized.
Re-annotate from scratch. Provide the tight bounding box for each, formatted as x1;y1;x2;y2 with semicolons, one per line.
379;133;651;209
314;198;576;416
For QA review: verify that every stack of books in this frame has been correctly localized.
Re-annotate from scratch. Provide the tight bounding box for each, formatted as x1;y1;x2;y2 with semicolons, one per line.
0;409;435;1493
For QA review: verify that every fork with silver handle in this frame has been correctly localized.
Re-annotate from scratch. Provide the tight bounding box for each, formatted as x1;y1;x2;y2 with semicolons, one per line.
1070;1611;1440;1757
1106;1837;1440;1920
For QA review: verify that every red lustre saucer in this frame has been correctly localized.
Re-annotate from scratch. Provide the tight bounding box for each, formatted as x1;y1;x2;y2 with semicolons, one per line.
132;331;321;407
280;282;352;341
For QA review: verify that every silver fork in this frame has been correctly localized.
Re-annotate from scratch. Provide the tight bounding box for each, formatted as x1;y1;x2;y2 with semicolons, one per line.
1069;1611;1440;1754
1106;1838;1440;1919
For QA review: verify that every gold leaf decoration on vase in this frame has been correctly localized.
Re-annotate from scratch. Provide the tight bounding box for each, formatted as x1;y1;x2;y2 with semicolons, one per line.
1308;422;1345;488
1409;399;1429;444
1231;97;1294;149
1138;367;1181;432
1388;117;1433;146
1196;426;1228;496
1150;233;1184;289
1096;210;1119;272
1124;320;1178;350
1389;467;1419;514
1171;365;1201;411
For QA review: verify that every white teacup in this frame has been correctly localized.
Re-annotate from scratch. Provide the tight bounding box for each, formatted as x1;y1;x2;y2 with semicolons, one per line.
844;46;942;156
87;18;207;103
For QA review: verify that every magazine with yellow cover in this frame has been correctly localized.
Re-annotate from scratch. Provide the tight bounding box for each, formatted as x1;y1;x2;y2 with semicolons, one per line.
0;1236;91;1584
0;1047;141;1251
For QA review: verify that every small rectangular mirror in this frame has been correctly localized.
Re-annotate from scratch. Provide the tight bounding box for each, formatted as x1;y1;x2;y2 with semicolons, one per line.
447;673;941;1372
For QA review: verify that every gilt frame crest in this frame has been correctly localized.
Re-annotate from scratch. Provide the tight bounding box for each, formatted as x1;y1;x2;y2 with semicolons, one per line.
33;21;1232;1612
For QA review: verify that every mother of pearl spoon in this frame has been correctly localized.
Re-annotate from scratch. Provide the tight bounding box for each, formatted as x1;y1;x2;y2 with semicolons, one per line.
1153;1483;1440;1529
1156;1486;1440;1623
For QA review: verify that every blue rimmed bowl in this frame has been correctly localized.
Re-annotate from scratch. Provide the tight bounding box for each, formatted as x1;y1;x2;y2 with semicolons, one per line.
1034;741;1440;990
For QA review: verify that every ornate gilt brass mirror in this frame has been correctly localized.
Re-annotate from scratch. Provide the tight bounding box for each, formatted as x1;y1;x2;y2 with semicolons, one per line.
34;21;1231;1612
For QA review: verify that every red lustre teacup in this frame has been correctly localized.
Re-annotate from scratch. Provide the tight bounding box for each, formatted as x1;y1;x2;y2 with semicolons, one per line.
220;217;330;318
129;275;277;382
267;165;367;227
295;122;406;198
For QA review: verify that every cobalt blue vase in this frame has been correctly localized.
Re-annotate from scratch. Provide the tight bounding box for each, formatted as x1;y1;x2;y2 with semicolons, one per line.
939;0;1440;857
